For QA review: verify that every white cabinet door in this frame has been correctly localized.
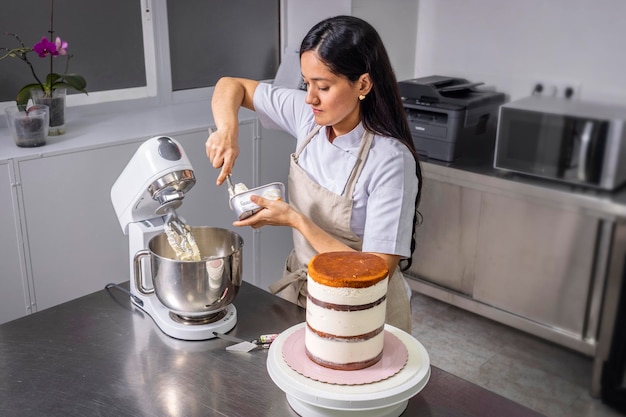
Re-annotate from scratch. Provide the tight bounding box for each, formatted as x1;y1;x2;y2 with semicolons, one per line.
256;126;295;292
17;142;141;311
0;160;31;324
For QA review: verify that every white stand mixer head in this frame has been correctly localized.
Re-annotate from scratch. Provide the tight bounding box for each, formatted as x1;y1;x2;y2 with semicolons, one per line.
111;136;195;234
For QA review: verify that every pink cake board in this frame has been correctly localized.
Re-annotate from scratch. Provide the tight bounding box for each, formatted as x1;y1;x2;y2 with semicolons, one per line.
282;328;408;385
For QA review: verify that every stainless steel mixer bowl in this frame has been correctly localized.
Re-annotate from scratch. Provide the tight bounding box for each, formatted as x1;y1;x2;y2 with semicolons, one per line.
133;227;243;315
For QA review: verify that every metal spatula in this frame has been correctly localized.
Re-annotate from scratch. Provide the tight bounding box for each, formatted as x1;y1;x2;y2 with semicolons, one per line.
225;174;236;197
213;332;258;353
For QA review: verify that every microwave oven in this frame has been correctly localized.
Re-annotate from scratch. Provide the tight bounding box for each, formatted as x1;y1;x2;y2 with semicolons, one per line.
494;96;626;190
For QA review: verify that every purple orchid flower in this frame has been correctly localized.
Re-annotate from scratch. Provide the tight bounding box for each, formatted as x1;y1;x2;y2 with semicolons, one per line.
33;36;58;58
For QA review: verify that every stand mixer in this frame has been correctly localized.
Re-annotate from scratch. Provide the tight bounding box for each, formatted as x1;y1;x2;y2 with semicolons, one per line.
111;136;238;340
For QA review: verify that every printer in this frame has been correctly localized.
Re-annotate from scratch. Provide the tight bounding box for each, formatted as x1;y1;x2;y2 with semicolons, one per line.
399;76;506;162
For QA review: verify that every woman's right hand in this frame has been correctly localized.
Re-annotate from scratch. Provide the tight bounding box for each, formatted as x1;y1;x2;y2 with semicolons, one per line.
206;126;240;186
207;77;259;186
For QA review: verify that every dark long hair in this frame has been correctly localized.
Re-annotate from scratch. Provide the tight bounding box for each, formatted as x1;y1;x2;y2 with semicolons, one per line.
300;15;423;270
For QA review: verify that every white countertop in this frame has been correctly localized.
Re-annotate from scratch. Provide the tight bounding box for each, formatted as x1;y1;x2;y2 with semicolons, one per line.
0;98;256;161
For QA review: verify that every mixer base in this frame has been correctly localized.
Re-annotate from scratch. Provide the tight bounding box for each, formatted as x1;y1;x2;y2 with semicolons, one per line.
134;295;237;340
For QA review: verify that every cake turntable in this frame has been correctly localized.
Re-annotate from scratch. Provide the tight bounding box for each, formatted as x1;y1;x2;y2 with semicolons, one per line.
267;323;431;417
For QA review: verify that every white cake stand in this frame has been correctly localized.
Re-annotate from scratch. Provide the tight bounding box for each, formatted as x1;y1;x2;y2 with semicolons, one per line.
266;323;431;417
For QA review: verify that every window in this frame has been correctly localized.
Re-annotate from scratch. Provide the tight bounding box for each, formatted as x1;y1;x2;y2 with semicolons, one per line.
1;0;280;106
1;0;146;104
167;0;280;90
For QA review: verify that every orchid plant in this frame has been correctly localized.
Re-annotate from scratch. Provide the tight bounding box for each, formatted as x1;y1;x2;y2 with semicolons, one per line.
1;0;87;106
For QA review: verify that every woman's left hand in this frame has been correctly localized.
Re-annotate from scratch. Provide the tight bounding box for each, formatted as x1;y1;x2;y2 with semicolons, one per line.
233;195;297;229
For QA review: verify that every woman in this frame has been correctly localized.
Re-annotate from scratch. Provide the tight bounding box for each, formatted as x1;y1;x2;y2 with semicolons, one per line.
206;15;422;332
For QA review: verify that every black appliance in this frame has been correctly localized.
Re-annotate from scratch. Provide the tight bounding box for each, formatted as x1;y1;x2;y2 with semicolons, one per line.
494;95;626;190
399;75;506;162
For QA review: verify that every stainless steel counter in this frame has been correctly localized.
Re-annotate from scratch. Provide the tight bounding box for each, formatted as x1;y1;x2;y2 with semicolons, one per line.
414;156;626;398
0;281;545;417
410;157;626;354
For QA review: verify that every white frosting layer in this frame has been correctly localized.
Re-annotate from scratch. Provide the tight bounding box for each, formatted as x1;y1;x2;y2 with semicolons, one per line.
305;273;388;366
307;276;388;306
305;326;384;365
306;301;386;337
234;182;249;194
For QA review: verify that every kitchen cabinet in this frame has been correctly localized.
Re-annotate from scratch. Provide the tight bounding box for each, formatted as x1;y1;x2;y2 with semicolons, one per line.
407;161;622;355
472;192;599;338
16;141;140;312
15;121;259;313
256;126;295;290
0;159;31;323
0;114;293;323
408;179;481;295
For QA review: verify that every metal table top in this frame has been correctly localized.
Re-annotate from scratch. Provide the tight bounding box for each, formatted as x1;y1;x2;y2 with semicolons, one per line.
0;282;544;417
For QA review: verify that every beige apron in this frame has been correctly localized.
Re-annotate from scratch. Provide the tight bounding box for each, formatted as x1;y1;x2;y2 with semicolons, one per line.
268;125;412;332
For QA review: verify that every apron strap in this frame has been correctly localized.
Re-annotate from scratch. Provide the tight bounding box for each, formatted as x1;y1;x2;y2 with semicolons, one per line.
268;249;308;307
293;125;324;161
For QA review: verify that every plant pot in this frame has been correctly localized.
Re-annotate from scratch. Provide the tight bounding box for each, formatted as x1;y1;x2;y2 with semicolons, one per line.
31;88;66;136
4;105;49;147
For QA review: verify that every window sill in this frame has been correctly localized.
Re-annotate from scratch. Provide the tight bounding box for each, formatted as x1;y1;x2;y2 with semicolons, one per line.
0;97;256;161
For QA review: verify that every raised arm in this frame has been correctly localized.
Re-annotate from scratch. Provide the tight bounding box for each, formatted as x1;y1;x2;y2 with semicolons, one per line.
206;77;260;185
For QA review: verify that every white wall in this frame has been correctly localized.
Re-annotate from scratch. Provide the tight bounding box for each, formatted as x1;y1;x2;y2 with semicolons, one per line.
280;0;418;83
281;0;351;53
352;0;418;81
415;0;626;104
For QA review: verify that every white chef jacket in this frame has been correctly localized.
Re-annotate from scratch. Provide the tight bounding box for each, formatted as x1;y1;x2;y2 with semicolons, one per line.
253;82;418;258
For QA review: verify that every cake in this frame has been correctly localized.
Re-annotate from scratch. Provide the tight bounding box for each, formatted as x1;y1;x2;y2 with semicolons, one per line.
305;251;389;370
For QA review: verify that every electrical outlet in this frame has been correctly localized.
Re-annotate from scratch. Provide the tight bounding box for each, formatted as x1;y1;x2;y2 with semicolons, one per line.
531;80;581;100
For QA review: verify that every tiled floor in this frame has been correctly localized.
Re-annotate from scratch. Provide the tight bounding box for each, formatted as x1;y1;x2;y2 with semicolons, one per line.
409;292;625;417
